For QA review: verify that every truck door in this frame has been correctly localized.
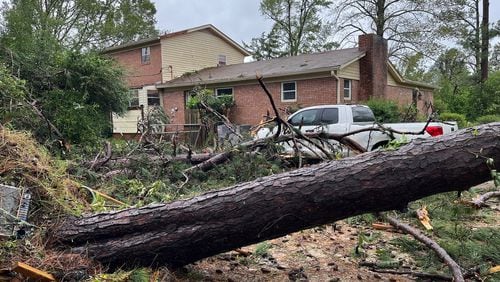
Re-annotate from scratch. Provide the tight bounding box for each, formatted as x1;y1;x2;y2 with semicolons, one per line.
288;108;322;133
319;107;348;134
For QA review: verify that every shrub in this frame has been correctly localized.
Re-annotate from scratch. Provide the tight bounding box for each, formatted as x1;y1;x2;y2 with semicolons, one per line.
366;98;400;123
475;115;500;124
439;112;467;128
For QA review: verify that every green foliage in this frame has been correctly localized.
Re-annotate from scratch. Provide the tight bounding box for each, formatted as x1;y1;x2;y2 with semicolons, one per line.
365;98;400;123
1;0;157;49
397;190;500;276
0;46;129;145
92;145;284;208
480;71;500;116
439;112;467;128
475;115;500;124
434;79;472;116
0;0;152;146
128;268;151;282
244;0;336;59
0;63;29;124
186;88;234;114
254;241;272;257
346;213;377;226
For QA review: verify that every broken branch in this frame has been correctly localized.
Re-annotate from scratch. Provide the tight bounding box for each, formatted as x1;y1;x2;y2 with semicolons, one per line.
471;191;500;207
386;216;464;282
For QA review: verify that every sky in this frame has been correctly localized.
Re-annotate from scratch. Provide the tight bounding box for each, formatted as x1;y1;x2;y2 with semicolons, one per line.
152;0;500;47
151;0;273;45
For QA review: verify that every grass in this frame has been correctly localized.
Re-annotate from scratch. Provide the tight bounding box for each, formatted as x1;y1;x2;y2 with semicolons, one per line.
387;188;500;280
254;241;272;258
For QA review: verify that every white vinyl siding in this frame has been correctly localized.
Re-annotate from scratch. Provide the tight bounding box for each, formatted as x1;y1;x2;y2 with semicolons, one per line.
337;61;360;80
113;85;158;133
387;71;398;86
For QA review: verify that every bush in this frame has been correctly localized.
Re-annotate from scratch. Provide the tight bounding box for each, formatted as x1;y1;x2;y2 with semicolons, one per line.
475;115;500;124
366;98;400;123
439;112;467;128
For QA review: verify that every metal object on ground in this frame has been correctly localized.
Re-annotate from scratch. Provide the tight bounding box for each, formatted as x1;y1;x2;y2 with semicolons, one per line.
0;184;31;238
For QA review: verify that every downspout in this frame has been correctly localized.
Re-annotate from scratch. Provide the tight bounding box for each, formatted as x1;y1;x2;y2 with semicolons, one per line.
331;70;341;105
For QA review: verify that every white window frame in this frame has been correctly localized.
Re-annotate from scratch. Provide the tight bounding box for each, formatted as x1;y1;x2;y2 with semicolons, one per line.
343;79;352;100
141;46;151;64
218;54;227;66
215;87;233;97
128;89;140;108
281;81;297;102
147;90;161;106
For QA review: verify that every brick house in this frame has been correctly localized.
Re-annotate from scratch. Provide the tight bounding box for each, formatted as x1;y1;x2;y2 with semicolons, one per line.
103;24;250;135
157;34;436;126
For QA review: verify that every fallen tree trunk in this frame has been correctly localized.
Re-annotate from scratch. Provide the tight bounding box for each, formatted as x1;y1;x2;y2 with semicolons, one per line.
53;123;500;269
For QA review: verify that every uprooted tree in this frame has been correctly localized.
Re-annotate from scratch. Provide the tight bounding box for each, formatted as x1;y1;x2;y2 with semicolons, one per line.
52;123;500;269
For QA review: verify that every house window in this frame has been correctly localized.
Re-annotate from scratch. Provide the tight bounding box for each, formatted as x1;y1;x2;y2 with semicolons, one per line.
141;47;151;64
343;79;352;100
215;87;233;97
147;90;160;106
218;54;227;66
281;81;296;102
129;89;140;108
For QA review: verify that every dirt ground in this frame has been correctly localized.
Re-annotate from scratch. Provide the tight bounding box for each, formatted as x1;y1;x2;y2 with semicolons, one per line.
166;181;499;282
170;221;416;282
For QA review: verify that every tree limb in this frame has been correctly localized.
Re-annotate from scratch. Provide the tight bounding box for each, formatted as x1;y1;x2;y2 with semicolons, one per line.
471;191;500;207
386;216;465;282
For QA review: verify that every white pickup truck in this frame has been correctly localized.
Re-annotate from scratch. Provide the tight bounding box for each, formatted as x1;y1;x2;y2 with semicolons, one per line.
257;104;458;155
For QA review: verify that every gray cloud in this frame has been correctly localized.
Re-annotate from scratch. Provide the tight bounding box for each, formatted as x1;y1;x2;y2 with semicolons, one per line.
152;0;273;45
152;0;500;48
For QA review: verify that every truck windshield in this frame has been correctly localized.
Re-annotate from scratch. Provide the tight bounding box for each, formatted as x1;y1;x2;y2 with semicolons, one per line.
352;106;375;122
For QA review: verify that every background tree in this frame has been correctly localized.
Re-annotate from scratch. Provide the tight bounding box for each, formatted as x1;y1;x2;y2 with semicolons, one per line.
0;0;147;145
436;0;499;82
244;0;337;60
331;0;440;64
0;0;158;50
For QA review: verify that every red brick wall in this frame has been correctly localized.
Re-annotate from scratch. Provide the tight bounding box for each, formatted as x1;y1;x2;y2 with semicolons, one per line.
108;44;162;88
162;77;339;126
162;90;186;126
358;34;388;101
386;86;434;115
162;77;434;126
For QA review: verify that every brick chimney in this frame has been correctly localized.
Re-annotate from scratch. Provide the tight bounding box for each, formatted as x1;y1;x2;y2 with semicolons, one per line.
358;34;388;101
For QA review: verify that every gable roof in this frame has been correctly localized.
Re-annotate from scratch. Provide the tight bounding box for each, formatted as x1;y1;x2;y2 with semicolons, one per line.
387;63;436;89
157;48;366;89
103;37;160;53
103;24;250;56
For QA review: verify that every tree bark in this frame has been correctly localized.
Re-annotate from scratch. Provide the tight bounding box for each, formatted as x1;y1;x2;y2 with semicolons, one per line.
52;123;500;269
481;0;489;82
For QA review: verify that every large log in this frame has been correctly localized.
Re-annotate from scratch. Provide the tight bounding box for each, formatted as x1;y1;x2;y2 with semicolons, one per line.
53;123;500;269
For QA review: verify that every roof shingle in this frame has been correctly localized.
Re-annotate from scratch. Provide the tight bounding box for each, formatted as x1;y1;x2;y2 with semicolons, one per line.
157;48;365;88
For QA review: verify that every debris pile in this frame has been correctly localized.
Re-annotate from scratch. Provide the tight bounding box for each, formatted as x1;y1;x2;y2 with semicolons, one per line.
0;126;95;279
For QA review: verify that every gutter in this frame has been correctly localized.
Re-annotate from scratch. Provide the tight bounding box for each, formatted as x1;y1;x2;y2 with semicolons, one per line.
331;70;341;105
157;66;341;89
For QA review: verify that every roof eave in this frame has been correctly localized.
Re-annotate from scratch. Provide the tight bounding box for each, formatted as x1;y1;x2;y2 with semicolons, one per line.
338;53;366;69
387;63;437;90
157;66;341;90
102;37;160;54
